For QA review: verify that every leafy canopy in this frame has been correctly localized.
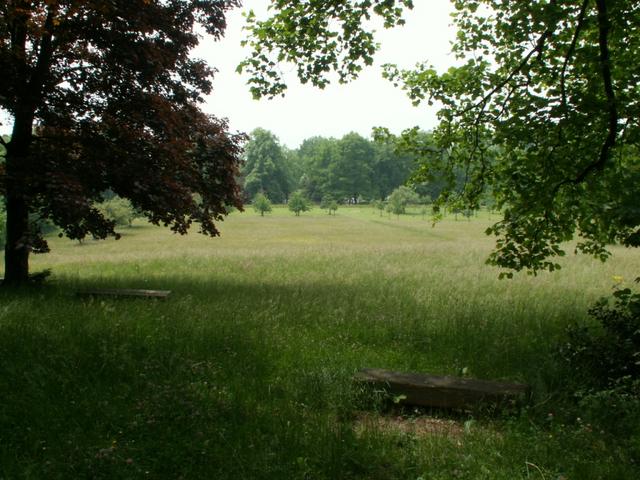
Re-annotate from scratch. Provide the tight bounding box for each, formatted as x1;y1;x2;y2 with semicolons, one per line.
243;0;640;275
238;0;414;99
243;128;291;203
293;132;416;202
1;0;244;282
387;185;419;216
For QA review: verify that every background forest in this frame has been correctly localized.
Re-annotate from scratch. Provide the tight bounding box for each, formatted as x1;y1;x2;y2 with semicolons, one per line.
241;128;465;206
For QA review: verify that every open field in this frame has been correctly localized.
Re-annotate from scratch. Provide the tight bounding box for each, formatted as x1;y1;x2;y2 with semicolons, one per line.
1;206;639;479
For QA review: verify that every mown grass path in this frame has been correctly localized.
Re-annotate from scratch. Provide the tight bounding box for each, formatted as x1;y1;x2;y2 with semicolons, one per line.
1;206;639;479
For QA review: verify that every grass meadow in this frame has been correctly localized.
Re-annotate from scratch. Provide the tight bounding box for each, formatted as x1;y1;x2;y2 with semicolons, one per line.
1;205;639;479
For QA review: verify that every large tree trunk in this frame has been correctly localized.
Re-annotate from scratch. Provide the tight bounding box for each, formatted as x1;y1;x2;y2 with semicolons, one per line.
3;191;30;285
3;116;33;285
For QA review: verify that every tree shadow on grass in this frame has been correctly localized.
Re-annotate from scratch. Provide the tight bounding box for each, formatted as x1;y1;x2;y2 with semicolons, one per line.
0;276;579;478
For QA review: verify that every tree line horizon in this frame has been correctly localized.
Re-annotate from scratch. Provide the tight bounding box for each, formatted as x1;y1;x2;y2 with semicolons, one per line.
241;127;473;208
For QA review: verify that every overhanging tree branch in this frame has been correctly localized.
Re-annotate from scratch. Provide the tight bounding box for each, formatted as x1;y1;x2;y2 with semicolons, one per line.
461;1;559;116
585;0;618;179
30;5;58;104
560;0;590;112
568;0;617;188
553;0;617;193
461;35;551;116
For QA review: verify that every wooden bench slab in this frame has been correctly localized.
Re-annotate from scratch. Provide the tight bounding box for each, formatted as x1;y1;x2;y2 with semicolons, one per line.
355;368;529;409
77;289;171;299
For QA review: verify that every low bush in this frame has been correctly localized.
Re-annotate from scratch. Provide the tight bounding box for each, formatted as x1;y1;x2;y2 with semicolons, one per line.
97;196;142;227
560;281;640;431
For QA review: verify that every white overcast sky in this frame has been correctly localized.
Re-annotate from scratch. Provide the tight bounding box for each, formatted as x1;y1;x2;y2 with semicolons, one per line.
0;1;457;148
198;0;457;148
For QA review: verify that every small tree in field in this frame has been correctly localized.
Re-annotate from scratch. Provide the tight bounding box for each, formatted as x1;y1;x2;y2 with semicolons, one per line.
252;193;272;217
387;194;405;218
288;191;310;216
387;185;418;218
320;194;337;215
373;200;386;217
97;197;143;228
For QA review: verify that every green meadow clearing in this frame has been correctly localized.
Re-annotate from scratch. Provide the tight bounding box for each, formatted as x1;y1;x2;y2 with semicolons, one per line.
1;206;639;479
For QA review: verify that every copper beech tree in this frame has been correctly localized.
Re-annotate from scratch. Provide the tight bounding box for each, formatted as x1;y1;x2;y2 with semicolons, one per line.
0;0;244;284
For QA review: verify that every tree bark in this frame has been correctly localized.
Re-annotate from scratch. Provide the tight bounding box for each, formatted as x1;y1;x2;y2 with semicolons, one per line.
2;5;37;285
3;190;30;285
3;114;34;285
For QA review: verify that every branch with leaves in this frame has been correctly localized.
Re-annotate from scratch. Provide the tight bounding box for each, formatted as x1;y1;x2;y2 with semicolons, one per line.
241;0;640;274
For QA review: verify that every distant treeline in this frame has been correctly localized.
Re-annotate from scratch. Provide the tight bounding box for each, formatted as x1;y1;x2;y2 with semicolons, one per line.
241;128;454;204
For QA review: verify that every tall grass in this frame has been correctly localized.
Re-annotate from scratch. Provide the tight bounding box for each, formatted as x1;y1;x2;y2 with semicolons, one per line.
1;206;638;479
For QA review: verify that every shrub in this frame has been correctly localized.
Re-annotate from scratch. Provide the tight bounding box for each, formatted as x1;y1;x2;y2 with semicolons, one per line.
561;283;640;392
373;200;385;216
387;186;420;217
288;191;310;216
320;194;333;213
320;195;338;215
252;192;272;216
560;281;640;430
97;196;141;227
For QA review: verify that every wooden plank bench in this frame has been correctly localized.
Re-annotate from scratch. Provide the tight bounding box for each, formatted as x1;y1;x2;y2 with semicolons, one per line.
355;368;529;409
77;288;171;299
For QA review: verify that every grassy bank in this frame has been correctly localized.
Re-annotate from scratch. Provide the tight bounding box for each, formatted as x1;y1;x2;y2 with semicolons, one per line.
1;206;639;479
